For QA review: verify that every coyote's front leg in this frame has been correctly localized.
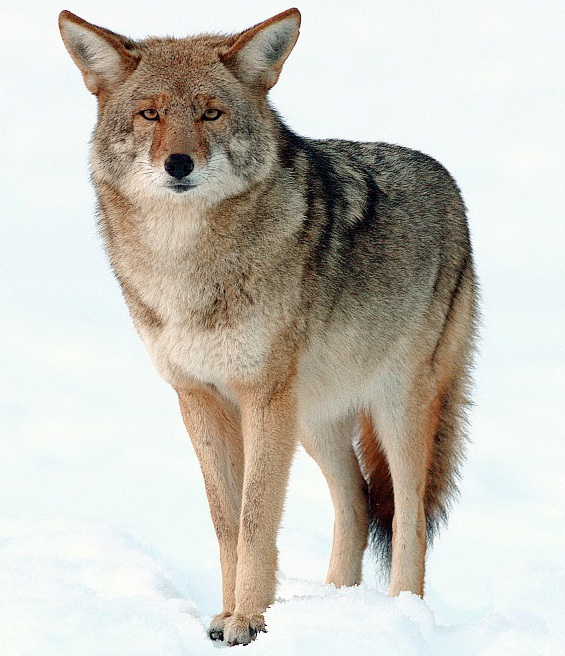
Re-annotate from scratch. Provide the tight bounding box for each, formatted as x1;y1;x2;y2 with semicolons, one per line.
176;385;244;641
222;380;297;646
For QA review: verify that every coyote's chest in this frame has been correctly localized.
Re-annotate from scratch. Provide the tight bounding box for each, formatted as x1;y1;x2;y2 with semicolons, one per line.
144;307;273;391
117;223;273;390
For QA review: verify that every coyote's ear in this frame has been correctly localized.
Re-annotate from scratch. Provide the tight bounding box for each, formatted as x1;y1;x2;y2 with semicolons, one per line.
222;8;301;91
58;10;140;95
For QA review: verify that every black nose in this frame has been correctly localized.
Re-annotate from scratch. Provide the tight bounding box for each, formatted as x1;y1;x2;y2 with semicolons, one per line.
164;153;194;179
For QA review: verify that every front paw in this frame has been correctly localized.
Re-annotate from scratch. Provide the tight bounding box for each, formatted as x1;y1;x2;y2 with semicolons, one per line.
208;611;232;641
223;612;267;646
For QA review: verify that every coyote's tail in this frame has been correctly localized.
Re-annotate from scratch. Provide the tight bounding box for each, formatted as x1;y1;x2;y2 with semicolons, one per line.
357;378;469;577
358;414;395;573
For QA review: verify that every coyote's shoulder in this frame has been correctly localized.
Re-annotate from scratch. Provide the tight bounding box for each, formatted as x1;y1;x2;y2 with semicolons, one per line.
60;7;477;647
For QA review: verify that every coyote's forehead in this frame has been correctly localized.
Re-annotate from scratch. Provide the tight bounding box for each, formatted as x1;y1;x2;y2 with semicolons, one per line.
131;35;238;95
139;34;234;66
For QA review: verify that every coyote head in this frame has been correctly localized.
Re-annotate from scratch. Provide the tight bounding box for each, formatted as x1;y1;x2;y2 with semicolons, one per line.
59;9;300;206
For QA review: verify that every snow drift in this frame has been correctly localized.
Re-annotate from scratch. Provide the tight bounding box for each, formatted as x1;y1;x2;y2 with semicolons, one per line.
2;519;562;655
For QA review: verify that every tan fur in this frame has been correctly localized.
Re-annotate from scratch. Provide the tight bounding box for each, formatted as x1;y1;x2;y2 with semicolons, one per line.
301;415;368;587
59;6;478;645
177;385;243;614
230;377;297;614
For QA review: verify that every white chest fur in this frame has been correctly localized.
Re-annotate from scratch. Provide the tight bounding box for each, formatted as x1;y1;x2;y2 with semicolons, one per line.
142;312;272;392
117;203;275;391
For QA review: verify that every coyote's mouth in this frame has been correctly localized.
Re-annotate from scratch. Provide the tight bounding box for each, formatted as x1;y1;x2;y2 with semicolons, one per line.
170;183;195;194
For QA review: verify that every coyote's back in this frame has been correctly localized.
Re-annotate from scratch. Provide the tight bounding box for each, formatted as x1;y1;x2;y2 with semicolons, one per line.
59;7;477;646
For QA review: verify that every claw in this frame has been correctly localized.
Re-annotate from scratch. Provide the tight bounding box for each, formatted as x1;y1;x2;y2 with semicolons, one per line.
223;613;267;646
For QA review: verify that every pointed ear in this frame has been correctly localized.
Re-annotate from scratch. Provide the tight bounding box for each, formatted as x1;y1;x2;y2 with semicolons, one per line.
222;8;301;91
58;10;140;95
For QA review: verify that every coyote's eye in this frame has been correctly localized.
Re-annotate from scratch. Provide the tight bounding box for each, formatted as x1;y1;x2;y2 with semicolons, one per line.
139;109;159;121
202;108;222;121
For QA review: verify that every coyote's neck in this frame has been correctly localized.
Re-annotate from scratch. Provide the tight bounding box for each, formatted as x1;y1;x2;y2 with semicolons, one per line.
96;176;302;333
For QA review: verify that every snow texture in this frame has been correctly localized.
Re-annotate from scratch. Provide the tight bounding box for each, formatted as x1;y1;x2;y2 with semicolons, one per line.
1;519;563;656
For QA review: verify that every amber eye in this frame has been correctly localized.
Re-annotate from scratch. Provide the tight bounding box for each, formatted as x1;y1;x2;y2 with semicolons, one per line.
202;108;222;121
139;109;159;121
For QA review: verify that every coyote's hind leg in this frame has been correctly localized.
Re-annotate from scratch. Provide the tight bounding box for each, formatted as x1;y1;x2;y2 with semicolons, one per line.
369;372;444;597
301;416;369;587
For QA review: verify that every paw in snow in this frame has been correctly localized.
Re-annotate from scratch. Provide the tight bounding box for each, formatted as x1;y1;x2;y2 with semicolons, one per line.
222;612;267;646
208;611;232;641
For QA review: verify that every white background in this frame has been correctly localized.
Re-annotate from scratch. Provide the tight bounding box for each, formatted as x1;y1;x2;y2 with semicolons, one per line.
1;1;563;653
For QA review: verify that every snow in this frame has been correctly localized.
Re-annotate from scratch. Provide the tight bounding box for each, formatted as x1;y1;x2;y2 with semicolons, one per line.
1;0;565;653
1;519;563;655
0;521;202;656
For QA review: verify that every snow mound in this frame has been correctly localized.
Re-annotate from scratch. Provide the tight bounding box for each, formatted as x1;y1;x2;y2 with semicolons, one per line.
0;519;204;656
1;520;562;655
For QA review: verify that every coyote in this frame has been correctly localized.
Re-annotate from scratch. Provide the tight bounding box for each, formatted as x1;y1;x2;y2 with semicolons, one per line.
59;8;477;645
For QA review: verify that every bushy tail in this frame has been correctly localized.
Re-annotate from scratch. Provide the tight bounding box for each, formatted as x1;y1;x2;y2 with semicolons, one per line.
358;414;395;573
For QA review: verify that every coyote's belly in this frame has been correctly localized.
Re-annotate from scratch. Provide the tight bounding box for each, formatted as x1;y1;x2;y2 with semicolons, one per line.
297;326;404;428
141;293;411;419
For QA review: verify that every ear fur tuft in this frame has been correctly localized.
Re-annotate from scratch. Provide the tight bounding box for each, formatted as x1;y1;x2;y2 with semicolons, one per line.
58;10;139;95
222;8;301;90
